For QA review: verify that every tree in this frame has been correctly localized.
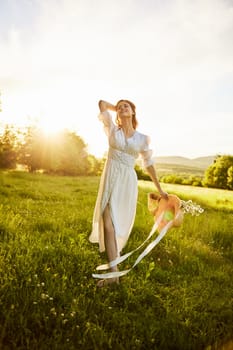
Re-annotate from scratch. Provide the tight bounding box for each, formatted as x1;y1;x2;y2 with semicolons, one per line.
227;166;233;190
18;125;44;172
54;130;90;175
18;127;91;174
0;125;18;169
86;154;105;175
203;155;233;190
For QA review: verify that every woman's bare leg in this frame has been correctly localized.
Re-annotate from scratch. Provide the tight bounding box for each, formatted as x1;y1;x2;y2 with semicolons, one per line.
103;205;118;271
97;204;119;286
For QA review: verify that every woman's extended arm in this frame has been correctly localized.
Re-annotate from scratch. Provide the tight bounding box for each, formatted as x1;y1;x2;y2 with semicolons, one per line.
98;100;116;112
146;165;168;199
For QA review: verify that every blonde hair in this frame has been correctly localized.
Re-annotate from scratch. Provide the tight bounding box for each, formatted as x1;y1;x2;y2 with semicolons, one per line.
115;99;138;130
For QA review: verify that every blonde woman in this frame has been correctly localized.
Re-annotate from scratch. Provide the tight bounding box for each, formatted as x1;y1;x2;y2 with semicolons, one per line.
89;99;168;287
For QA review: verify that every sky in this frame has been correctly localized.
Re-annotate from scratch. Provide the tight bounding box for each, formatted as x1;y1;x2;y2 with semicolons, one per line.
0;0;232;159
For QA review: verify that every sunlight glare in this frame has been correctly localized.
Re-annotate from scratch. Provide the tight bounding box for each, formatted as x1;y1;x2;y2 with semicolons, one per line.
37;116;65;136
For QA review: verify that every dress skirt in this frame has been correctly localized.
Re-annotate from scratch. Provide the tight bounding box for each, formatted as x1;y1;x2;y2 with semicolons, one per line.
89;148;138;254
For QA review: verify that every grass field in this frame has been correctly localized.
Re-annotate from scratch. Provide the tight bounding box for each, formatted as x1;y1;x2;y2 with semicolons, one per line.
0;171;232;350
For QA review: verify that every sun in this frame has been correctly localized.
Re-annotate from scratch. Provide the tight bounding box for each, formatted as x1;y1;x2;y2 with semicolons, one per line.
38;117;65;136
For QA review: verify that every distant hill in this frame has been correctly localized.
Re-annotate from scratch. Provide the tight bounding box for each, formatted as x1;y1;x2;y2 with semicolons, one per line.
151;155;217;177
155;156;216;170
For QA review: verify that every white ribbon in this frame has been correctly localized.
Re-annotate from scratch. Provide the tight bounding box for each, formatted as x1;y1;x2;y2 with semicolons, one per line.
92;211;176;279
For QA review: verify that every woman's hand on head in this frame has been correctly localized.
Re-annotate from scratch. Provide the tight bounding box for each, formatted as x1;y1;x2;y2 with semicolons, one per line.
98;100;116;112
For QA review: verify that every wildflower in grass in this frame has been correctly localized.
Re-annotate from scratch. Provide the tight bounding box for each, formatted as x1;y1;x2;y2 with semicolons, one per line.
62;319;68;324
70;311;76;317
181;199;204;215
33;301;38;305
41;293;49;300
50;307;57;316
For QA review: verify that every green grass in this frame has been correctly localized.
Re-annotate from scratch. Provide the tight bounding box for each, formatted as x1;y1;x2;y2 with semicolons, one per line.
0;171;232;350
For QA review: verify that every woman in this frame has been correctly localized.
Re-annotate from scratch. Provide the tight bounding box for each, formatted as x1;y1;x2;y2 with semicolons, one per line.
89;99;168;287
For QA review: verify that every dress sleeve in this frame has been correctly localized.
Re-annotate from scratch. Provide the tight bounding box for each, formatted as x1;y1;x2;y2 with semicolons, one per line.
139;135;155;168
98;110;115;137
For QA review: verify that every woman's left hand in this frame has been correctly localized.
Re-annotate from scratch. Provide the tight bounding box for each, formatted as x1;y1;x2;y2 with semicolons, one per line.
160;191;169;200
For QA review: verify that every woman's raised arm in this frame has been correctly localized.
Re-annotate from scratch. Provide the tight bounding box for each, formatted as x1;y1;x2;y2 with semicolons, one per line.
98;100;116;112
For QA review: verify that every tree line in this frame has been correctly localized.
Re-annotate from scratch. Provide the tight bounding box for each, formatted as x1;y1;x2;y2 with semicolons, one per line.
158;155;233;190
0;124;104;176
0;124;232;190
